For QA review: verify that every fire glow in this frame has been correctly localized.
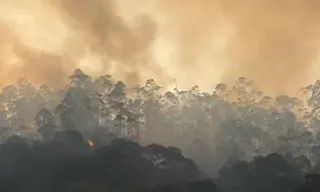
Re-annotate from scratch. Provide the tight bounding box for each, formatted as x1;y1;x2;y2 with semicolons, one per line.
88;140;95;148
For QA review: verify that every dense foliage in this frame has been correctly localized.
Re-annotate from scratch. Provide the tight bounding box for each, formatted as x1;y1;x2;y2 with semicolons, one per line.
1;69;320;191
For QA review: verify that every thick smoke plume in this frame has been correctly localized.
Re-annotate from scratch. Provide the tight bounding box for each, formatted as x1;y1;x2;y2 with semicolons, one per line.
0;0;170;89
2;0;320;94
138;0;320;95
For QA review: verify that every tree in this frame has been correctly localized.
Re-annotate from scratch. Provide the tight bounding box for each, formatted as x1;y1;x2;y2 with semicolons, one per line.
217;153;303;192
69;69;92;89
295;174;320;192
35;108;57;140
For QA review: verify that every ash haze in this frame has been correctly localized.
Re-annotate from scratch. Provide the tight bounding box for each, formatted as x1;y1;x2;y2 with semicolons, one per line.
130;0;320;95
0;0;170;89
1;0;320;95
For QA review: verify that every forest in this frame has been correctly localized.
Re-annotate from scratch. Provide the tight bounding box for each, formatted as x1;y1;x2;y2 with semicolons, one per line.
0;68;320;191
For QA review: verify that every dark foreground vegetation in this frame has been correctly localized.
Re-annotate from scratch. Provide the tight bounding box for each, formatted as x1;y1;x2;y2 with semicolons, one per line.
1;69;320;191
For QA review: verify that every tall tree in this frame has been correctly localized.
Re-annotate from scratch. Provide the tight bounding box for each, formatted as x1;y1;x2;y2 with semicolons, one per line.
35;108;57;140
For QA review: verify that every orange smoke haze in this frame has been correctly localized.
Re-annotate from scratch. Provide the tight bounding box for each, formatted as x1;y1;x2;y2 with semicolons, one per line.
0;0;170;89
147;0;320;95
1;0;320;95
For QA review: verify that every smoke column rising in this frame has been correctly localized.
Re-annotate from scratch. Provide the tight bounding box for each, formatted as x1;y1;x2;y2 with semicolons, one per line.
0;0;170;89
1;0;320;95
120;0;320;95
151;0;320;93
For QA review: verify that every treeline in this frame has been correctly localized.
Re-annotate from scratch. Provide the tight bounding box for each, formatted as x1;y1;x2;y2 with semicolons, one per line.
0;131;207;192
1;69;320;190
0;130;319;192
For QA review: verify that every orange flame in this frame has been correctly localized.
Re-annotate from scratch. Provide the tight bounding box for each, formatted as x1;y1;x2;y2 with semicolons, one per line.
88;140;95;148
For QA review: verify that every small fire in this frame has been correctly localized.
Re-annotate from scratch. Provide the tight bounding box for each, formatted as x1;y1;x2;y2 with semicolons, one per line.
88;140;95;148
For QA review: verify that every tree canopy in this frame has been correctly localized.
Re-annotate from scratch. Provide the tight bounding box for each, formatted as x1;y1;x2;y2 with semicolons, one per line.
1;69;320;191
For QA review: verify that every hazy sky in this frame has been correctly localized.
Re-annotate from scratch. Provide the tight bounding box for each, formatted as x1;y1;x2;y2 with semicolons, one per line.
1;0;320;95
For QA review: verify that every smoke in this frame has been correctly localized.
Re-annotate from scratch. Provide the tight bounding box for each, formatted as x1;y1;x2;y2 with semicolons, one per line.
2;0;320;94
0;0;170;89
142;0;320;95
